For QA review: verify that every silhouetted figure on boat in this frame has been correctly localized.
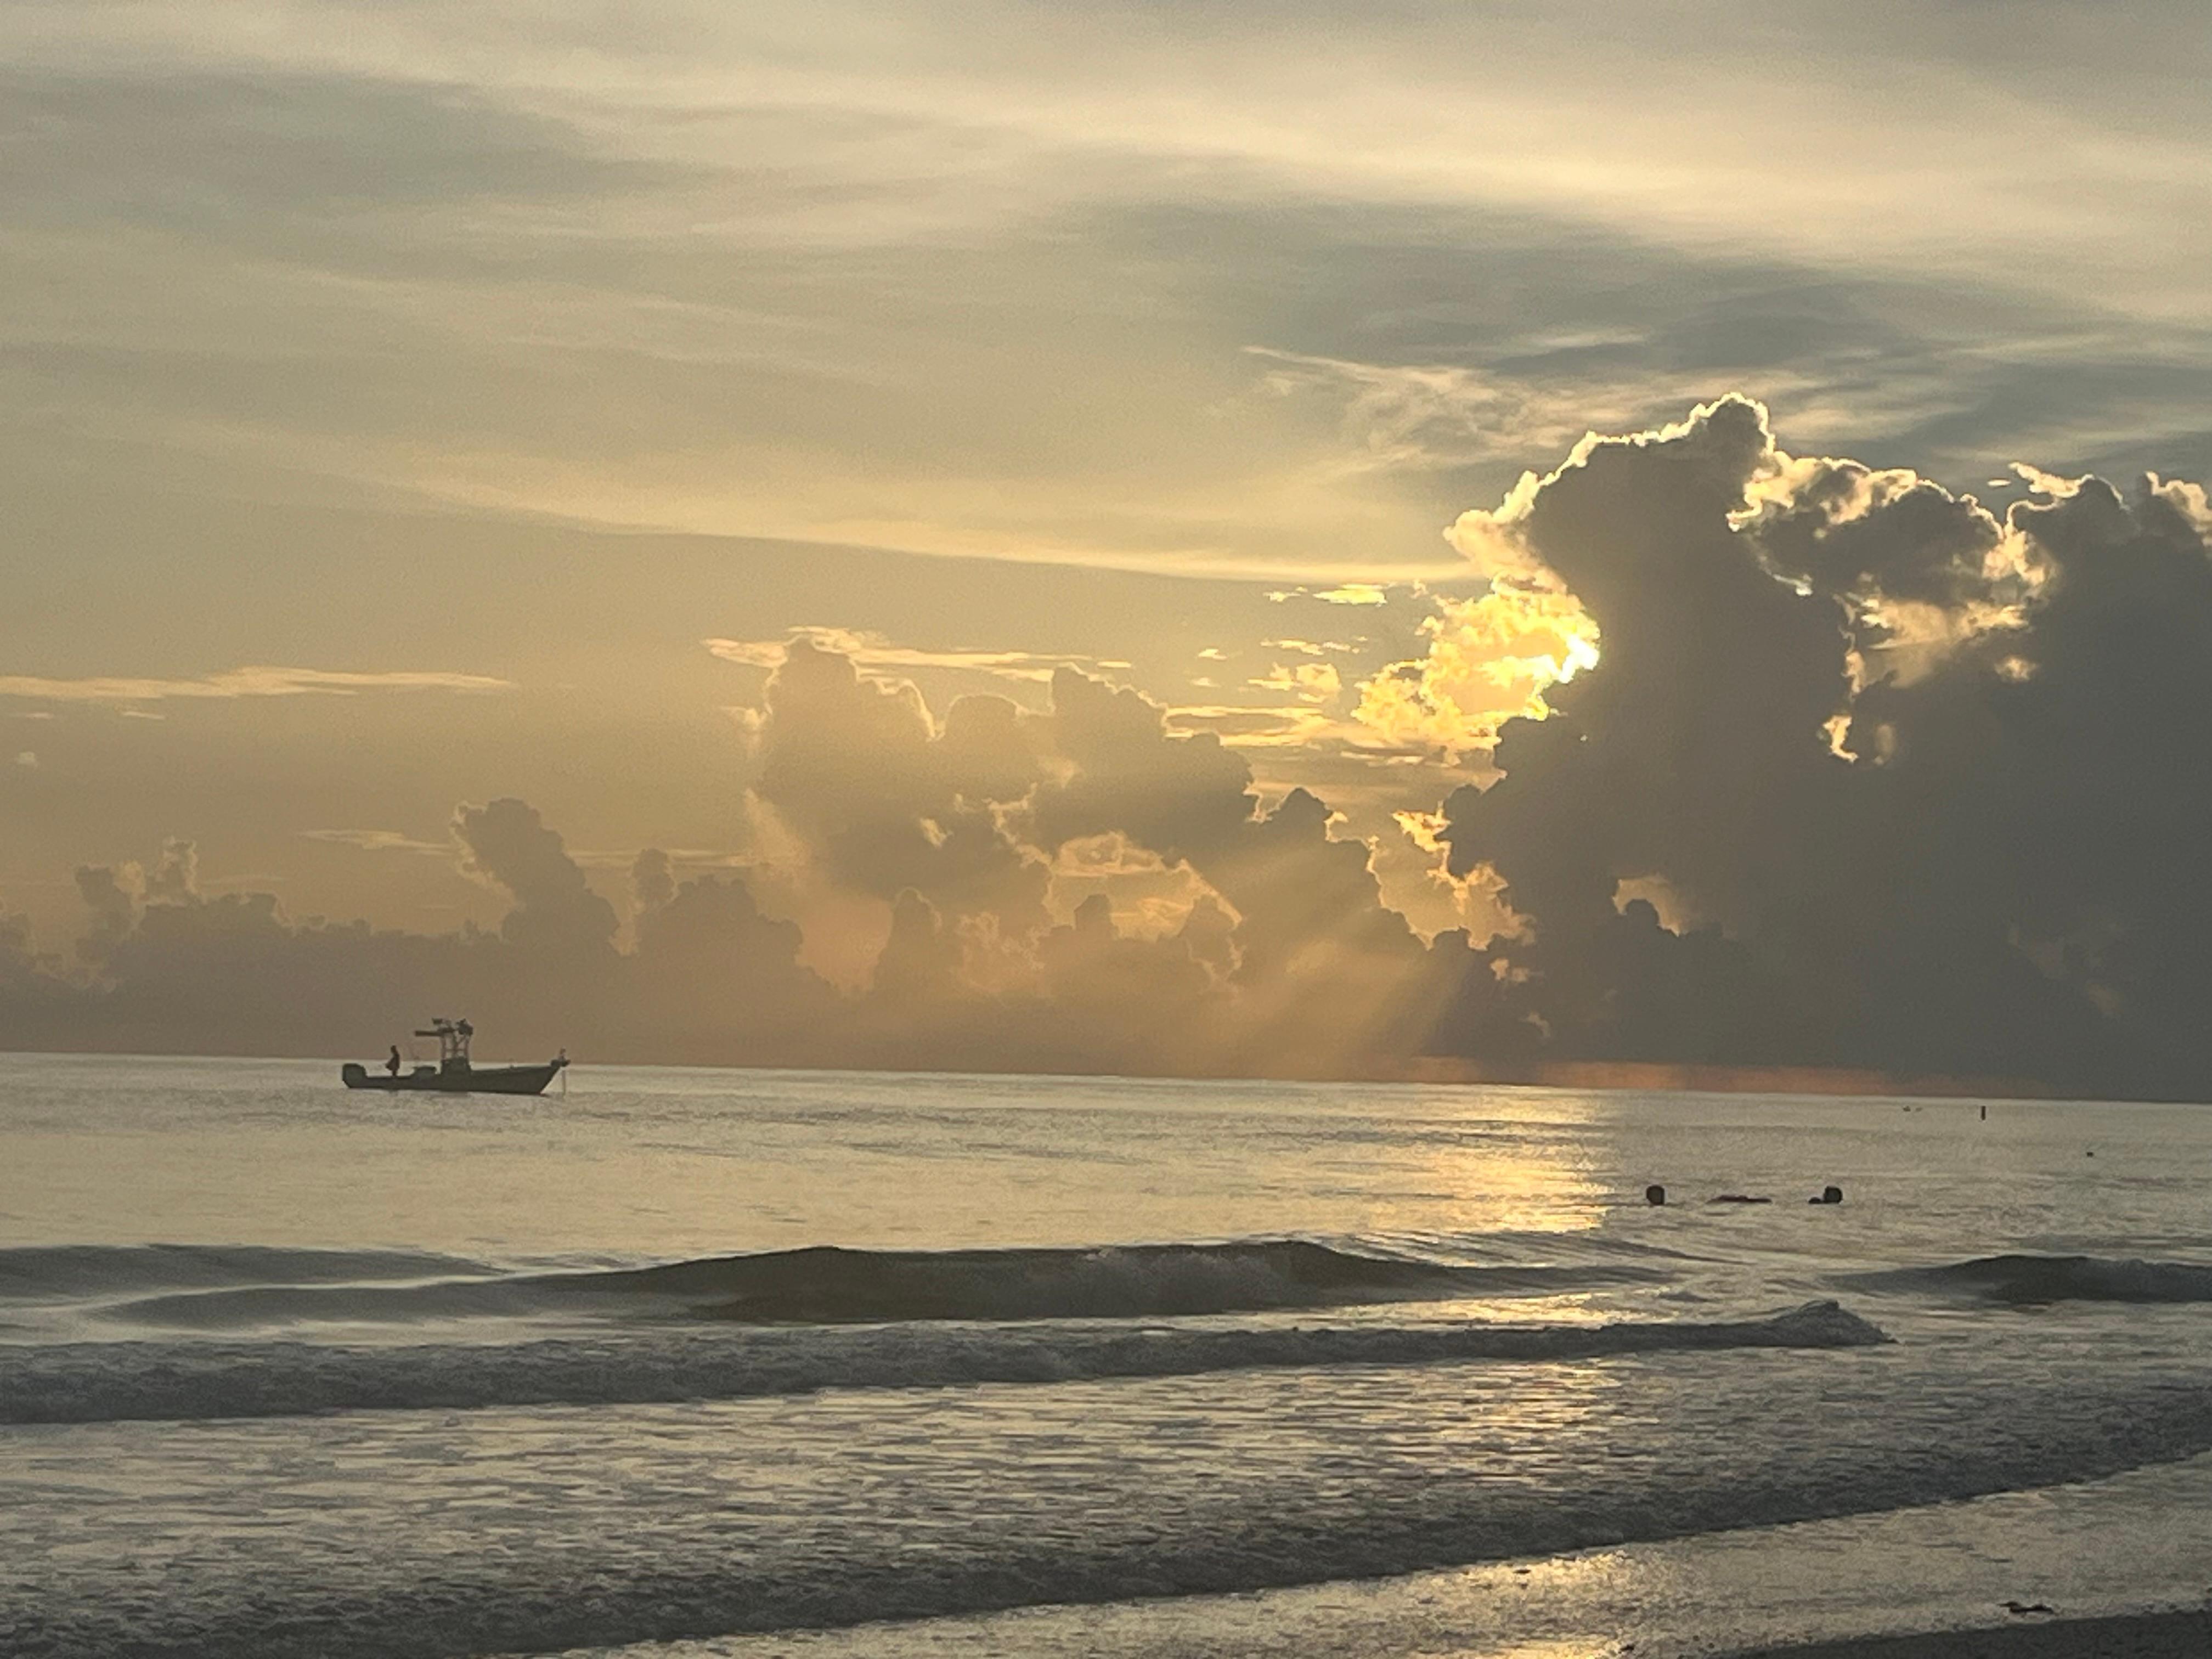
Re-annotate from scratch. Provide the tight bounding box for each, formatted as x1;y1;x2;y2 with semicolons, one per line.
1809;1185;1844;1205
386;1045;402;1077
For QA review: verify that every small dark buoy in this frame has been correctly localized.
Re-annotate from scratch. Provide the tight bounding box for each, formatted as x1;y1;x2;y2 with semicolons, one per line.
1808;1184;1843;1205
1644;1184;1667;1206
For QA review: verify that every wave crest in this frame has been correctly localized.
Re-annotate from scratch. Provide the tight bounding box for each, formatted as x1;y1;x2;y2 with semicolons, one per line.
95;1239;1672;1330
1841;1253;2212;1305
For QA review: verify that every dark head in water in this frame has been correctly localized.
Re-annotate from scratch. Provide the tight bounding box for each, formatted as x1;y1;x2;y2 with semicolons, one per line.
1644;1184;1666;1206
1809;1185;1844;1205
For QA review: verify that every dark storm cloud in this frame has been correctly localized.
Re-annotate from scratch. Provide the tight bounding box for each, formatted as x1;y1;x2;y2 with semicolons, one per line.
1435;399;2212;1095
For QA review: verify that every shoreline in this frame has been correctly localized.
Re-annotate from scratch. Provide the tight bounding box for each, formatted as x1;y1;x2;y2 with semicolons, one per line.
1726;1606;2212;1659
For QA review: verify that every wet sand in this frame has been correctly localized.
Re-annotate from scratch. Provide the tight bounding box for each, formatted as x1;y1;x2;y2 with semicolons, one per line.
1731;1606;2212;1659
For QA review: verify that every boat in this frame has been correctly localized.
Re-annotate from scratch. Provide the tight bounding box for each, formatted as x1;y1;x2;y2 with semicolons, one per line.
342;1018;568;1094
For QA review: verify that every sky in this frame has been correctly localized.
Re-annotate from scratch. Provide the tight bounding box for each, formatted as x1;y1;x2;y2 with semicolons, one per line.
5;2;2212;1093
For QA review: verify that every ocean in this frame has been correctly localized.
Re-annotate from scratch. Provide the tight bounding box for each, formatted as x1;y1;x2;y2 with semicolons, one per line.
4;1053;2212;1658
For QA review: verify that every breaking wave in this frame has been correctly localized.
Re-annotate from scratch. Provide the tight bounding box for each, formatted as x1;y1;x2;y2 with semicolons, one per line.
0;1300;1887;1423
81;1238;1674;1330
1840;1253;2212;1305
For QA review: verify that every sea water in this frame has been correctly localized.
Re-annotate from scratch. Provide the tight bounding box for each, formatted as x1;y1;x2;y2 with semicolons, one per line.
3;1054;2211;1658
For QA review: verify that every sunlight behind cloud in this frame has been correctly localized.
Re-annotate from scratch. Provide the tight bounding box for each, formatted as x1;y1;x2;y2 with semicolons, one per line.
1353;589;1600;759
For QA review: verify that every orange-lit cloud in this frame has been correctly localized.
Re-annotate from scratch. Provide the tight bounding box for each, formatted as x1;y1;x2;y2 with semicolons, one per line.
706;629;1128;684
1248;662;1343;703
1352;589;1600;758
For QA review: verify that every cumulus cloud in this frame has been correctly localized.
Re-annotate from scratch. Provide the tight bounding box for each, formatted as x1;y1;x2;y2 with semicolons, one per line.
1430;394;2212;1094
1352;589;1599;759
1;641;1483;1075
12;400;2212;1097
746;637;1053;939
455;798;619;962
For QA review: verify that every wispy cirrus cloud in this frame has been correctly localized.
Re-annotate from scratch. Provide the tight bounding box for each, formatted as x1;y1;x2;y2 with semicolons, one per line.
299;828;452;855
1267;584;1391;607
1164;704;1340;748
706;628;1128;683
303;827;755;876
0;667;513;703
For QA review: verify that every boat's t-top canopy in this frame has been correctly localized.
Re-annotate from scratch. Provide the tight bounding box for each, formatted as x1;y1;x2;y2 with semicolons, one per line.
413;1017;475;1073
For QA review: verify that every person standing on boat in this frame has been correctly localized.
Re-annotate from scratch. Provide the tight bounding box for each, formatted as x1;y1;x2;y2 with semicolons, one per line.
386;1045;402;1077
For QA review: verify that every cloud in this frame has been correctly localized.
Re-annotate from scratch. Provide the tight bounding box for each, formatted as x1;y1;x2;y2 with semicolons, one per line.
1431;395;2212;1094
0;667;513;703
1246;662;1342;703
301;829;452;855
143;838;199;905
701;640;787;670
12;401;2212;1097
1166;705;1336;746
1269;584;1391;606
1245;346;1718;481
707;629;1129;684
455;798;619;963
1351;589;1600;759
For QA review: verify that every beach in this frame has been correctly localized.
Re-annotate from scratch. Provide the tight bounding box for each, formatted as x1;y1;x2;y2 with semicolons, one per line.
4;1054;2211;1658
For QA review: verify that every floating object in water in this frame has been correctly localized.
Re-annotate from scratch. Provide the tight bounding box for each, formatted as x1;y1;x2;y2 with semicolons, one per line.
1644;1184;1667;1206
1808;1186;1844;1206
341;1018;568;1095
1710;1194;1772;1205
